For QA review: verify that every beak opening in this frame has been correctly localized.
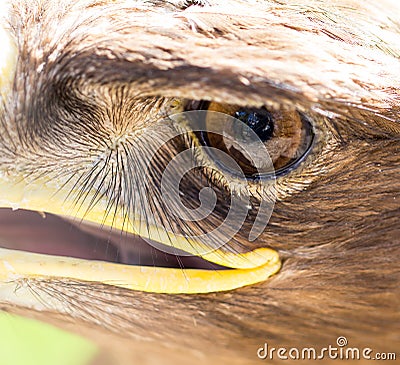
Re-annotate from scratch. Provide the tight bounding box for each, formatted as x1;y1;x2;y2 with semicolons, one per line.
0;170;281;294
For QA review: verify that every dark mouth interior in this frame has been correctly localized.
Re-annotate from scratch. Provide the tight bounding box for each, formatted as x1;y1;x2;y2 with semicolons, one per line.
0;208;225;270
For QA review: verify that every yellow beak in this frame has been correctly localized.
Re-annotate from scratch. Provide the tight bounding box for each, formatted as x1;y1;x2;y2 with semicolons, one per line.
0;172;281;293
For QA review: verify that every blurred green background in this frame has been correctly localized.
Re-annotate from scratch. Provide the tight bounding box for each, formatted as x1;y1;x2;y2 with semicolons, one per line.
0;311;98;365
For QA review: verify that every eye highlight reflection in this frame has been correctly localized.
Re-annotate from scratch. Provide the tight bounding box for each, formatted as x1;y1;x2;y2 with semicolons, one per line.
191;101;315;179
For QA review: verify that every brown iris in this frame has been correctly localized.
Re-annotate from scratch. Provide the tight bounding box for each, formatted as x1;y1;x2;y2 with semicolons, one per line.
200;102;314;179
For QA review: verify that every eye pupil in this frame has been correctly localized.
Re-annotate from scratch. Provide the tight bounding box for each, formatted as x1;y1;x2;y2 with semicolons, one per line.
234;108;274;142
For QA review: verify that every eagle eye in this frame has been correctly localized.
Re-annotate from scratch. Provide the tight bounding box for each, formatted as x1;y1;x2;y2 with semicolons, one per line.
187;101;315;180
